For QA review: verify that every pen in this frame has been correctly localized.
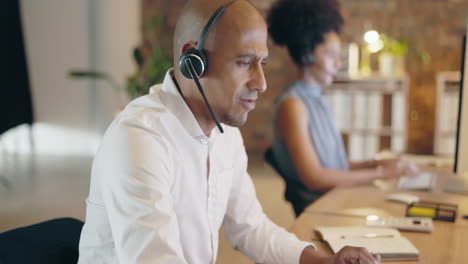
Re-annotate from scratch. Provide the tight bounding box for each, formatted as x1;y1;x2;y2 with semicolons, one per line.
340;234;394;239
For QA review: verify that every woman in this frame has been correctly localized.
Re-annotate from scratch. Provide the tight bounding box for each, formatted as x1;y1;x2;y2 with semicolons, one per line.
267;0;419;216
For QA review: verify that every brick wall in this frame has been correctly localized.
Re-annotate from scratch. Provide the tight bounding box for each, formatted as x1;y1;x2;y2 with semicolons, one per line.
142;0;468;155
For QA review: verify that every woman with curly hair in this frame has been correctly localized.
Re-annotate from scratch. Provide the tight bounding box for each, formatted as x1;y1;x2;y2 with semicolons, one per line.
267;0;419;216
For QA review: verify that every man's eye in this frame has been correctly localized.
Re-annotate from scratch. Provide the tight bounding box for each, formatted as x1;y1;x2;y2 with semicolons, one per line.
237;61;251;66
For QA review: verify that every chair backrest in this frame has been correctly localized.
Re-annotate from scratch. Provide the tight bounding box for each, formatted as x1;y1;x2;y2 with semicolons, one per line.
265;147;305;216
264;147;286;178
0;217;84;264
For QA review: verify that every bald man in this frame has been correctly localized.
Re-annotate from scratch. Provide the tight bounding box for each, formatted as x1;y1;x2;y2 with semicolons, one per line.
78;1;380;263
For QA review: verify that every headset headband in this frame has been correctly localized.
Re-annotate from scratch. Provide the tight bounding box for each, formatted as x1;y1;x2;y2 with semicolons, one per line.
196;0;236;50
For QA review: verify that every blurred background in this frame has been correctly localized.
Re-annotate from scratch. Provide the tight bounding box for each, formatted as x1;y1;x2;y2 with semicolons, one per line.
1;0;467;263
146;0;468;157
3;0;467;158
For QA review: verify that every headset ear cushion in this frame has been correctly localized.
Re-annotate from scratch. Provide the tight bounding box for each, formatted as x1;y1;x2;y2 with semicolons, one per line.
301;54;315;65
179;48;207;79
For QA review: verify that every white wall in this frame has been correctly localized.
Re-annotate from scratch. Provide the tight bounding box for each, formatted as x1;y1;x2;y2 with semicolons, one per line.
2;0;141;155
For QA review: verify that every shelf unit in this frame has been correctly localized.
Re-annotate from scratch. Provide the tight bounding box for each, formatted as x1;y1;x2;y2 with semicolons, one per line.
434;71;461;156
324;75;409;161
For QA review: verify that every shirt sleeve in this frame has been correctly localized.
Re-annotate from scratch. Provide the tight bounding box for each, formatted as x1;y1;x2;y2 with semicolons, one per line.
97;120;187;264
222;129;315;264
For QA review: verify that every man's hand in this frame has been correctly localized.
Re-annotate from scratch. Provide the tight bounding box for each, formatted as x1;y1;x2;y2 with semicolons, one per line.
300;245;381;264
330;246;381;264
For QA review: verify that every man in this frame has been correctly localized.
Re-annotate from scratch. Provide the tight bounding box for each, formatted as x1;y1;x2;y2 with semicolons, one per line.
78;0;380;263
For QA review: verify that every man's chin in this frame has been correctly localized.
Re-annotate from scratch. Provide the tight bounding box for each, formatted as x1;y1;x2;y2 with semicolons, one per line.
222;113;248;128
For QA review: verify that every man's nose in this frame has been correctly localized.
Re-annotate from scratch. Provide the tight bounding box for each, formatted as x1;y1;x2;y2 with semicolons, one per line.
248;62;267;93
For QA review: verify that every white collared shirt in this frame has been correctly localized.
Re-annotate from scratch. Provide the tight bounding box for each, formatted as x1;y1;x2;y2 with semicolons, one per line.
78;69;314;264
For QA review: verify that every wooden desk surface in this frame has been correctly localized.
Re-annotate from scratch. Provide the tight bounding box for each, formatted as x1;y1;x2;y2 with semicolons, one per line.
289;168;468;264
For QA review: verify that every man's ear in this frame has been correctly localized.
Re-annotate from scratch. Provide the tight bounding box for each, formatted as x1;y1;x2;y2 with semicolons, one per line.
181;41;198;53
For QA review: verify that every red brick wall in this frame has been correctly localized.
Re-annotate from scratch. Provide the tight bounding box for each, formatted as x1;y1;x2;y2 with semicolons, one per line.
142;0;468;155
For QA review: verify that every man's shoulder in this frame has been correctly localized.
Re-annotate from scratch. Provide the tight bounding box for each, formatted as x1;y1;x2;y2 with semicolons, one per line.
96;91;175;162
115;91;173;133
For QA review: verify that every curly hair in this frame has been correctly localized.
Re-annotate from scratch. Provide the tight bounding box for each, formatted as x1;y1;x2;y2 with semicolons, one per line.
267;0;344;66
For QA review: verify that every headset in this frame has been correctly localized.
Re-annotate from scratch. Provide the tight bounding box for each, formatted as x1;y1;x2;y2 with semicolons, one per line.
301;53;315;65
178;0;237;133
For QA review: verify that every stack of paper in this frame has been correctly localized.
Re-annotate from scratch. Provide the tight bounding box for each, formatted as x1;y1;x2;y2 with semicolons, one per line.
315;226;419;261
397;172;437;191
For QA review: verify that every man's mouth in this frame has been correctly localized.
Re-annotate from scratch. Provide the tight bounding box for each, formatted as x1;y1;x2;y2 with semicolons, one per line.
239;98;257;110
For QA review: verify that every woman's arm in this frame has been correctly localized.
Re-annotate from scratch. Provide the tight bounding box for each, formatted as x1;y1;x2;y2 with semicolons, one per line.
276;98;413;192
349;160;379;170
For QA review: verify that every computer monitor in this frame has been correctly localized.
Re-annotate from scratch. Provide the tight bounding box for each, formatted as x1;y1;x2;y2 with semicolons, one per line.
454;33;468;177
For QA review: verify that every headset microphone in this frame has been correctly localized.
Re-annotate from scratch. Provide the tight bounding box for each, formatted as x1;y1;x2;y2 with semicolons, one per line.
184;58;224;133
178;0;236;134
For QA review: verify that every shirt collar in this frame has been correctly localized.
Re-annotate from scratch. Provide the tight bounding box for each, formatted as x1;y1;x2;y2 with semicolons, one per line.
158;69;220;143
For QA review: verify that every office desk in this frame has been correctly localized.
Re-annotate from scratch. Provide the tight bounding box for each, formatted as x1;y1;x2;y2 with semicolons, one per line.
289;168;468;263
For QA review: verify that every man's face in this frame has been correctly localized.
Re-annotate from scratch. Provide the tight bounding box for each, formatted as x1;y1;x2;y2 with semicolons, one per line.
308;31;342;86
200;21;268;127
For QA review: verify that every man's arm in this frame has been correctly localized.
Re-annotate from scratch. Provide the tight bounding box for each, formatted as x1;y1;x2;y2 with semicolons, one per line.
221;128;312;264
221;129;381;264
97;122;187;263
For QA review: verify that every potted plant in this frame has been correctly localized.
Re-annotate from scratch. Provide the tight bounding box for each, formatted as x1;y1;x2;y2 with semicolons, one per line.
378;34;430;76
68;15;172;101
378;34;409;76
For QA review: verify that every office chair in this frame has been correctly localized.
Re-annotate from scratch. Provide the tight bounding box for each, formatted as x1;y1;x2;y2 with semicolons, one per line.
0;217;83;264
264;147;285;177
264;147;310;216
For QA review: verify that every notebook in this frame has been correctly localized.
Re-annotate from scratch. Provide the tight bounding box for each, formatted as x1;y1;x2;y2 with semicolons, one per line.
315;226;419;261
397;172;437;191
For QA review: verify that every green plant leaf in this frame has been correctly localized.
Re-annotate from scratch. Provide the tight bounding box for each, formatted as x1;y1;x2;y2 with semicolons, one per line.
133;47;144;69
380;34;408;56
144;15;165;33
68;70;108;79
68;14;174;99
417;50;431;64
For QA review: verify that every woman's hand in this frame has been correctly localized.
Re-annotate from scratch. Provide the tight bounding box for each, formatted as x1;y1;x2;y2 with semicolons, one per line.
376;158;420;179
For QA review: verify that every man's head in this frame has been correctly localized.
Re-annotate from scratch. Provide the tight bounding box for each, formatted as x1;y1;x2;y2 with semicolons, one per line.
173;0;268;131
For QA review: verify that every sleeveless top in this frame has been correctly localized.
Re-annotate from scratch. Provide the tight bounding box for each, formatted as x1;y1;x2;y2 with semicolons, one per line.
271;80;349;213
